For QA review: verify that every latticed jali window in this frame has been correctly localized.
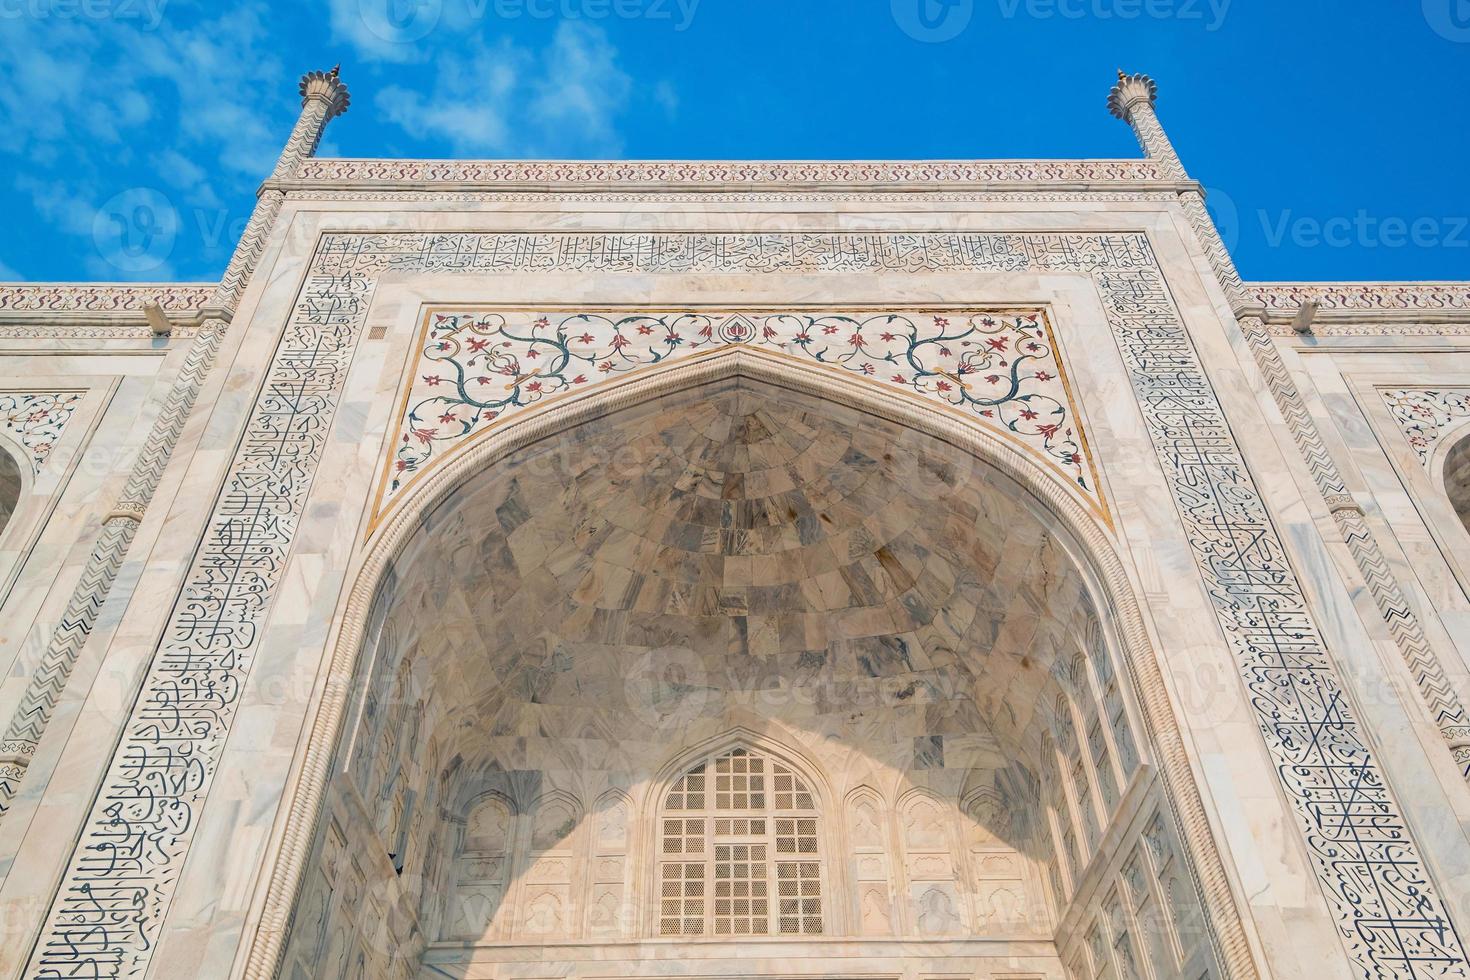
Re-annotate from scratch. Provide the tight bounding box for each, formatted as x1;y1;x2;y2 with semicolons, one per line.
659;747;823;937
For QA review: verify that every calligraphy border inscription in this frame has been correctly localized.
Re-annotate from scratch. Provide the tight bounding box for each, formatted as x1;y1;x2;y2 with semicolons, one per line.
27;232;1466;980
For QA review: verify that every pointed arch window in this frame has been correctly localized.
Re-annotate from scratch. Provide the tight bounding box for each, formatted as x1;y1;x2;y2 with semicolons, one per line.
658;746;823;937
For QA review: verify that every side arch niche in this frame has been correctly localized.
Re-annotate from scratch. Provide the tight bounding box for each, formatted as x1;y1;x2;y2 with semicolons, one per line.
257;356;1258;980
1441;429;1470;536
0;441;23;544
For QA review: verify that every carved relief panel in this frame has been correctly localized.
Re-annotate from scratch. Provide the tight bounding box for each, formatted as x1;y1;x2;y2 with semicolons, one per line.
445;795;515;942
847;790;895;936
588;791;635;938
519;794;582;939
901;791;966;937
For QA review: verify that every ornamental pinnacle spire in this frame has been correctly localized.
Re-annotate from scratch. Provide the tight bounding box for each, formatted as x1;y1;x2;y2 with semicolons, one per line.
298;63;351;120
1105;69;1182;179
1106;70;1159;123
270;65;351;181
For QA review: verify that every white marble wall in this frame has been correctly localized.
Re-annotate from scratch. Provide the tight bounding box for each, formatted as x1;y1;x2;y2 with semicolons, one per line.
0;195;1465;980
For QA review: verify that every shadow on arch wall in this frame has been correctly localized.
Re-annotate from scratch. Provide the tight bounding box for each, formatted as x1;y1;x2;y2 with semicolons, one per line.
274;371;1245;980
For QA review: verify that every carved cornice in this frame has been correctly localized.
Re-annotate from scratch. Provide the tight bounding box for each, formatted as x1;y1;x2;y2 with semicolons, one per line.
1244;282;1470;336
1263;320;1470;338
0;284;213;314
0;284;214;336
1248;282;1470;314
289;157;1173;187
289;188;1180;205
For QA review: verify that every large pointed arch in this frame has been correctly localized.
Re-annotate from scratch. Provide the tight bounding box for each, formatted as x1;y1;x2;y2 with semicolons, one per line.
242;348;1258;980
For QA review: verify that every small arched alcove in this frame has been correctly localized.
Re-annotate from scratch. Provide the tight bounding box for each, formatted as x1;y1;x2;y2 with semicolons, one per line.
273;365;1245;980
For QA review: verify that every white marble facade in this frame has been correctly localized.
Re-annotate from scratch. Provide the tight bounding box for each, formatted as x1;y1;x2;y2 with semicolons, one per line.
0;68;1467;980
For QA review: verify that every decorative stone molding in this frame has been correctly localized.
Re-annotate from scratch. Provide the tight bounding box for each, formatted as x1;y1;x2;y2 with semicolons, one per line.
1263;319;1470;338
374;307;1102;529
0;392;83;473
1246;282;1470;314
0;324;207;340
0;285;215;337
0;284;213;314
290;158;1173;187
0;285;214;338
1247;286;1470;335
1379;388;1470;466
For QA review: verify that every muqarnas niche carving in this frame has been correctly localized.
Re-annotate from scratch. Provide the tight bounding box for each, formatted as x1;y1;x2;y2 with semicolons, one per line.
279;376;1223;980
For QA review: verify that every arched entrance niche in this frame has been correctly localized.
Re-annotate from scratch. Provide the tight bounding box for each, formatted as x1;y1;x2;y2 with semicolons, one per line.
263;353;1252;980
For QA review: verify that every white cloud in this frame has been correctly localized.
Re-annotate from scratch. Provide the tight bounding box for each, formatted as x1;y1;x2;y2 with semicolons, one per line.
372;22;639;157
375;37;523;154
327;0;439;65
0;3;287;280
14;176;100;238
653;80;680;119
0;3;669;280
152;150;223;211
527;22;632;154
118;5;286;177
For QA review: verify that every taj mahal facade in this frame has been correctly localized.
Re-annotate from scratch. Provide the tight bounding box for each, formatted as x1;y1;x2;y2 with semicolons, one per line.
0;66;1467;980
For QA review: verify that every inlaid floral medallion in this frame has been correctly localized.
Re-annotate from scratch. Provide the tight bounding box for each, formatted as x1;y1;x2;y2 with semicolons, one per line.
0;391;84;473
373;308;1101;529
1379;388;1470;467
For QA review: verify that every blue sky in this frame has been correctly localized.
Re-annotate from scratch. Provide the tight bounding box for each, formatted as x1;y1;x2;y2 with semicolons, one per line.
1;0;1466;283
